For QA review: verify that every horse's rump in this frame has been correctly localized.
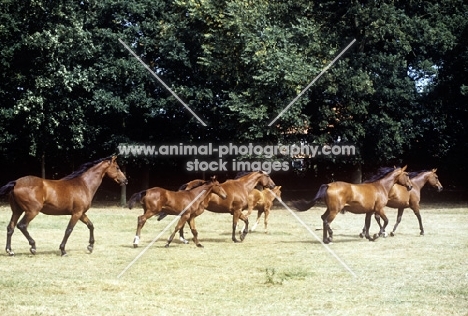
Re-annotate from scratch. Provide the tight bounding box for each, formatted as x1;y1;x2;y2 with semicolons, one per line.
128;190;147;209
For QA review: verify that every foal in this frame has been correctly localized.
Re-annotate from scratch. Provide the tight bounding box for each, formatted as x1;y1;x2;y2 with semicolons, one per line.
128;177;227;248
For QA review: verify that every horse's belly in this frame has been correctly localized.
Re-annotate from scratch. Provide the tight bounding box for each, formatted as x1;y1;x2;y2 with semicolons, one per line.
386;199;409;209
344;202;373;214
41;206;72;216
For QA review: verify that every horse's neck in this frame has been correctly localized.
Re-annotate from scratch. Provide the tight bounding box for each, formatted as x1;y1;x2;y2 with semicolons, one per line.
189;184;212;202
242;174;263;192
379;172;400;194
410;172;429;191
79;162;106;196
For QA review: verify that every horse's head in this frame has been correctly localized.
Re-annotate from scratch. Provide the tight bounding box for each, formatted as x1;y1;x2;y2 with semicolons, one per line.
105;156;128;186
395;165;412;191
257;171;276;189
427;168;443;192
210;176;227;200
270;185;282;202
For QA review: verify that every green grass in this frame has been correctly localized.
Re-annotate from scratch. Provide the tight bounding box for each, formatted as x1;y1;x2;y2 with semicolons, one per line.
0;201;467;315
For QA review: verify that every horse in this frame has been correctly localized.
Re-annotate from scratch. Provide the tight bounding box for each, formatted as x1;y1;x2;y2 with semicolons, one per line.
363;168;443;237
243;186;282;233
161;171;276;242
0;156;128;256
204;171;276;242
128;176;227;248
291;166;412;243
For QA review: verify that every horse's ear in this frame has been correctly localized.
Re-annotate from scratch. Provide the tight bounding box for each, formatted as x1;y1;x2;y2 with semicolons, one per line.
277;186;282;189
432;168;437;172
210;175;216;181
401;165;407;171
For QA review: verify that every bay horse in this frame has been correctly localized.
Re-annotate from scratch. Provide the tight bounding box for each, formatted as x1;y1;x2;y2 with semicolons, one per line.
363;169;443;237
291;166;412;243
128;176;227;248
243;186;282;233
0;156;128;256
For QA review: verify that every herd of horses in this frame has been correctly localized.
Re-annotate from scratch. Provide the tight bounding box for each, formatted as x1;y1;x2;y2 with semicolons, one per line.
0;155;442;256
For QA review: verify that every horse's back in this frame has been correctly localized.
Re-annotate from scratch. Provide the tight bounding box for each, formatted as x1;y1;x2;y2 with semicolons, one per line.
206;181;246;213
326;181;383;213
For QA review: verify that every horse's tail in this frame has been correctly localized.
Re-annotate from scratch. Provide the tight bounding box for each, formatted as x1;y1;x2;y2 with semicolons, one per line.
290;184;328;212
128;190;147;209
0;180;15;196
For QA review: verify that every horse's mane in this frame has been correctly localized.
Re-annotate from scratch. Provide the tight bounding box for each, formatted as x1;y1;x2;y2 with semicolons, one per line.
62;156;113;180
363;167;396;183
234;171;264;179
179;178;214;191
408;170;430;179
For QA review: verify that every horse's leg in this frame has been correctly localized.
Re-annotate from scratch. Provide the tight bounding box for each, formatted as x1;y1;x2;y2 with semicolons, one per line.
376;210;389;238
390;208;404;236
321;209;335;244
5;207;23;256
59;213;81;256
231;210;245;243
133;209;154;248
178;225;189;244
364;212;373;241
165;214;189;248
263;208;270;233
79;214;95;253
412;205;424;236
239;211;249;241
16;211;39;255
186;216;203;248
250;211;261;232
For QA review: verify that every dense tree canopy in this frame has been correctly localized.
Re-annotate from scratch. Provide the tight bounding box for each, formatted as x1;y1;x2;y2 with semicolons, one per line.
0;0;467;190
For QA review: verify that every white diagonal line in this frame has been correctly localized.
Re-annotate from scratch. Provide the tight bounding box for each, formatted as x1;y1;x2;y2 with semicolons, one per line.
117;189;207;279
268;38;356;126
118;38;207;127
273;193;357;277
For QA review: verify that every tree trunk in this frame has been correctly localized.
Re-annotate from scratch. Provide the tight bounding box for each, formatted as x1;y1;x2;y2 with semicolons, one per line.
41;152;46;178
120;164;127;207
350;162;362;184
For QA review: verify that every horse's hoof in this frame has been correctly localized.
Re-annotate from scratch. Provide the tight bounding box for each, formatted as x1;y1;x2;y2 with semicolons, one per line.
372;234;379;241
133;244;138;248
30;248;36;255
6;250;14;256
359;233;364;238
233;239;240;243
323;239;330;244
179;237;189;244
390;232;395;237
382;232;388;238
61;252;68;257
420;232;424;236
164;243;170;248
196;244;204;248
87;245;94;253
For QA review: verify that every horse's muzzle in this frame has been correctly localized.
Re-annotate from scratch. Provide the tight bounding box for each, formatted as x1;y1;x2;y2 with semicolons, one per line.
437;186;443;192
118;178;129;186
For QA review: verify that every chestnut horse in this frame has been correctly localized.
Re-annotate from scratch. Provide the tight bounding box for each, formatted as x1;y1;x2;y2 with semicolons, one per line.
244;186;282;233
128;177;227;248
204;171;276;242
364;169;443;236
161;171;276;242
291;166;412;243
0;156;127;256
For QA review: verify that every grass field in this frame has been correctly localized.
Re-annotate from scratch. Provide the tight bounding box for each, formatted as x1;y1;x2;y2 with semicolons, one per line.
0;201;467;315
